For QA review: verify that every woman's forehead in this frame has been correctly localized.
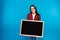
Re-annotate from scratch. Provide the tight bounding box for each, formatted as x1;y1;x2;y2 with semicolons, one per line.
31;6;34;9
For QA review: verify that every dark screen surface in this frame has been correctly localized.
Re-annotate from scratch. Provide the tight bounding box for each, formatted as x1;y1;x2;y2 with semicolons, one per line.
21;21;43;36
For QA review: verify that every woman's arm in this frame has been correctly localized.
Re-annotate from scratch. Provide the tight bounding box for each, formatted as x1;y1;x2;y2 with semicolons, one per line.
27;14;29;20
37;14;41;20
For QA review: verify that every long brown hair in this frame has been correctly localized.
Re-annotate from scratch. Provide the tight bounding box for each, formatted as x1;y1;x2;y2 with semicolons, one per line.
30;5;40;16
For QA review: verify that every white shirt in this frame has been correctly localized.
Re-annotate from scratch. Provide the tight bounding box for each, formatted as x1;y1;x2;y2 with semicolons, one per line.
32;13;36;20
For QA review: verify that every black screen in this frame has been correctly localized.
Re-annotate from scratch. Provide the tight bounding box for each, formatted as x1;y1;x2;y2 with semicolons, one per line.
21;21;43;36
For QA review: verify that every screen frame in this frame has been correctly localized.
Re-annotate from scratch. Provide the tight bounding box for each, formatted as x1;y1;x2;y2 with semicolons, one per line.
20;19;44;38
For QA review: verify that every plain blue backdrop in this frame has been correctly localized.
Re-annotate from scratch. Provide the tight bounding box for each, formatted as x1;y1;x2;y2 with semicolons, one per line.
0;0;60;40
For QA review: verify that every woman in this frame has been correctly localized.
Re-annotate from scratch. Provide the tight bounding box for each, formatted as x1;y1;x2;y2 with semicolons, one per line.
27;5;41;40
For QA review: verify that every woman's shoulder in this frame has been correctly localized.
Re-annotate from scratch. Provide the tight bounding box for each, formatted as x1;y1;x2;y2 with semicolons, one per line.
27;13;32;16
36;14;40;16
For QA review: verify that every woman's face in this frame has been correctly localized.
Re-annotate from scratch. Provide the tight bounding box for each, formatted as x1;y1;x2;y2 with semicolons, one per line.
31;6;36;14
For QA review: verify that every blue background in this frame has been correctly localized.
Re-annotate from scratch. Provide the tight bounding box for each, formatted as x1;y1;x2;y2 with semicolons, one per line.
0;0;60;40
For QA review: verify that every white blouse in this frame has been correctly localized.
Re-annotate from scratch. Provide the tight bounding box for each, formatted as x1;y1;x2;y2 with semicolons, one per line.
32;13;36;20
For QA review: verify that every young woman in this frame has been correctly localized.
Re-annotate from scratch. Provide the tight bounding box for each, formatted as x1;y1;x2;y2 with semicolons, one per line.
27;5;41;40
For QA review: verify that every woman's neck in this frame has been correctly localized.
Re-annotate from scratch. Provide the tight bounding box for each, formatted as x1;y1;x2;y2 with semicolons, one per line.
32;13;36;14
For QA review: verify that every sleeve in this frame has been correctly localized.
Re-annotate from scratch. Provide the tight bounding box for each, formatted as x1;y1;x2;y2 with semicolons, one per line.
27;14;29;20
40;14;41;20
38;14;41;20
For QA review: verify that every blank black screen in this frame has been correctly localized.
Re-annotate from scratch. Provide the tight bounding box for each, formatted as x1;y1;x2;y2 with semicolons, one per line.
21;21;43;36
